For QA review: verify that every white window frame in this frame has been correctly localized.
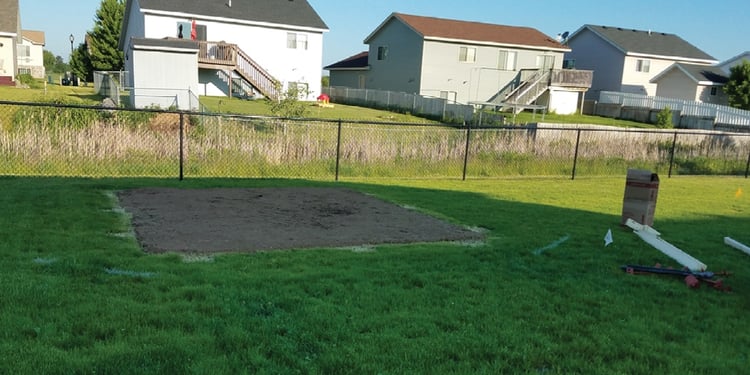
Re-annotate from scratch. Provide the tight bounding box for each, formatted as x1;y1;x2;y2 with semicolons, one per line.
536;55;555;70
498;50;517;70
287;33;308;50
17;45;30;57
636;59;651;73
459;46;476;63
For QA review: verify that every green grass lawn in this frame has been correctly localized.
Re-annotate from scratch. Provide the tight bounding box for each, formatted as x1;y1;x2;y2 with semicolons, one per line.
1;176;748;373
1;80;660;128
0;80;100;104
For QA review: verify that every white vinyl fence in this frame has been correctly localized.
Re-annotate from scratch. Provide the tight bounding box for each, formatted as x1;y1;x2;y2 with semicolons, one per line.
324;86;474;123
599;91;750;130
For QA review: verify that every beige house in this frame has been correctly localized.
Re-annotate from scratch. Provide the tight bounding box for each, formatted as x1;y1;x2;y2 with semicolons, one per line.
650;63;728;105
564;25;717;99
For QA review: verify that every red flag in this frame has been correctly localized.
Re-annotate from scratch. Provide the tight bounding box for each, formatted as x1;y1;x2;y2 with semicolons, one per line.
190;20;197;40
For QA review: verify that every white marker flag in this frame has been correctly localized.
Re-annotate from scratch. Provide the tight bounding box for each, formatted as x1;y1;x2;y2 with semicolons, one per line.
604;229;613;247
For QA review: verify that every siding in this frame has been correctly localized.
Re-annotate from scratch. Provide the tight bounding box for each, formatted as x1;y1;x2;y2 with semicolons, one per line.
131;48;199;109
653;68;697;101
143;14;324;99
0;35;15;77
365;18;423;94
565;28;624;99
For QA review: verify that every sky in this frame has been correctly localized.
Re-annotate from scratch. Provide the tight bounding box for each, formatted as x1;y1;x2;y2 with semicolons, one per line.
19;0;749;67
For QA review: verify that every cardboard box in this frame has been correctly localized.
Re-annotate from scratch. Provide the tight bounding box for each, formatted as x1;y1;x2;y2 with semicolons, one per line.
621;169;659;226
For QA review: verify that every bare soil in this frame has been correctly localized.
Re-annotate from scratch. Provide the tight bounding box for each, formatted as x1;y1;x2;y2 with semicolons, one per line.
116;187;482;253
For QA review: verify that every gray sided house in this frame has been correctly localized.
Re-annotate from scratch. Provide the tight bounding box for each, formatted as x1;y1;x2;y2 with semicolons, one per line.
564;25;717;99
327;13;593;114
325;51;368;88
120;0;328;109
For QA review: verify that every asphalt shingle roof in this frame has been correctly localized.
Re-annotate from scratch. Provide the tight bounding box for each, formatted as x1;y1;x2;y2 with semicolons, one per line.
674;63;728;84
21;30;45;45
0;0;19;34
585;25;715;61
136;0;328;30
368;13;567;51
324;51;368;70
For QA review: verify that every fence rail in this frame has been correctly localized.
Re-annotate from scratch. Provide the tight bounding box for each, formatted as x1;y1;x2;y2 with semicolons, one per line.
599;91;750;130
0;101;748;180
324;86;475;123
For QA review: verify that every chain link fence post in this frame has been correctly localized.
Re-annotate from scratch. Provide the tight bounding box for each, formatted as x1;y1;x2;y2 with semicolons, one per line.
571;128;582;180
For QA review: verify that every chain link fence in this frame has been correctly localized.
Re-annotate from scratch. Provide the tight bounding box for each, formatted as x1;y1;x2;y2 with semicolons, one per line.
1;100;749;180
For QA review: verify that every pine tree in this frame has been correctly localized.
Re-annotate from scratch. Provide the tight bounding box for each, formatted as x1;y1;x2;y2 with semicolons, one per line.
725;60;750;110
88;0;125;71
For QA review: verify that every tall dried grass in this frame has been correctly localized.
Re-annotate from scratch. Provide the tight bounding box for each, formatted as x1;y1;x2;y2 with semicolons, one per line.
0;113;747;178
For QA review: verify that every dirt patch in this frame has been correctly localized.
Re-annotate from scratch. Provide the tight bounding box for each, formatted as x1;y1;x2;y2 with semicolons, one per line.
116;187;483;253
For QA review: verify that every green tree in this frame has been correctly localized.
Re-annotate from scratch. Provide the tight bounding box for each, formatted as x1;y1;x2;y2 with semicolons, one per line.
724;60;750;110
268;84;309;118
43;50;56;72
54;56;69;73
88;0;125;72
70;43;94;82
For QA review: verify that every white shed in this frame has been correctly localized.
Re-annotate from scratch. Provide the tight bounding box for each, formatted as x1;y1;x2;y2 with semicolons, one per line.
126;38;200;110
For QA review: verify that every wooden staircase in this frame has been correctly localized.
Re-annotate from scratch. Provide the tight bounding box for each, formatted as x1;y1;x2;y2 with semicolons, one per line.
197;41;279;101
503;70;552;113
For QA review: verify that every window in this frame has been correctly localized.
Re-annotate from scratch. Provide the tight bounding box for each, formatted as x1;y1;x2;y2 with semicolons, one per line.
710;87;718;96
459;47;476;63
17;45;30;57
18;68;31;75
377;46;388;60
563;59;576;69
498;50;517;70
287;33;308;50
636;59;650;73
536;55;555;70
288;82;309;97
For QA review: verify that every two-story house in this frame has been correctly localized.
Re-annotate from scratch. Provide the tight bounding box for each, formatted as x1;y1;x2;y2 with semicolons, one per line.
120;0;328;109
17;30;45;79
0;0;21;86
564;24;717;99
326;13;592;115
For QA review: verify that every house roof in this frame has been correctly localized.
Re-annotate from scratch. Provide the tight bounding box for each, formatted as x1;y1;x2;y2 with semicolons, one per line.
130;37;200;53
132;0;328;30
717;51;750;71
324;51;369;70
21;30;45;45
365;13;569;52
650;63;728;85
0;0;19;35
570;24;716;62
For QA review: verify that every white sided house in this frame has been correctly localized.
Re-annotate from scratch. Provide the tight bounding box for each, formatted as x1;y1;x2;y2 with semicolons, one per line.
18;30;45;79
564;25;717;99
326;13;592;115
120;0;328;109
0;0;21;86
717;51;750;74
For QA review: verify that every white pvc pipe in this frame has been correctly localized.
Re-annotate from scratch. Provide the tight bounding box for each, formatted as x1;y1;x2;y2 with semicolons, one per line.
724;237;750;256
626;218;707;272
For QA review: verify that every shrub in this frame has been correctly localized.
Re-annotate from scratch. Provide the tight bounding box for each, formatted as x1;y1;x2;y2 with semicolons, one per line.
656;106;673;128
